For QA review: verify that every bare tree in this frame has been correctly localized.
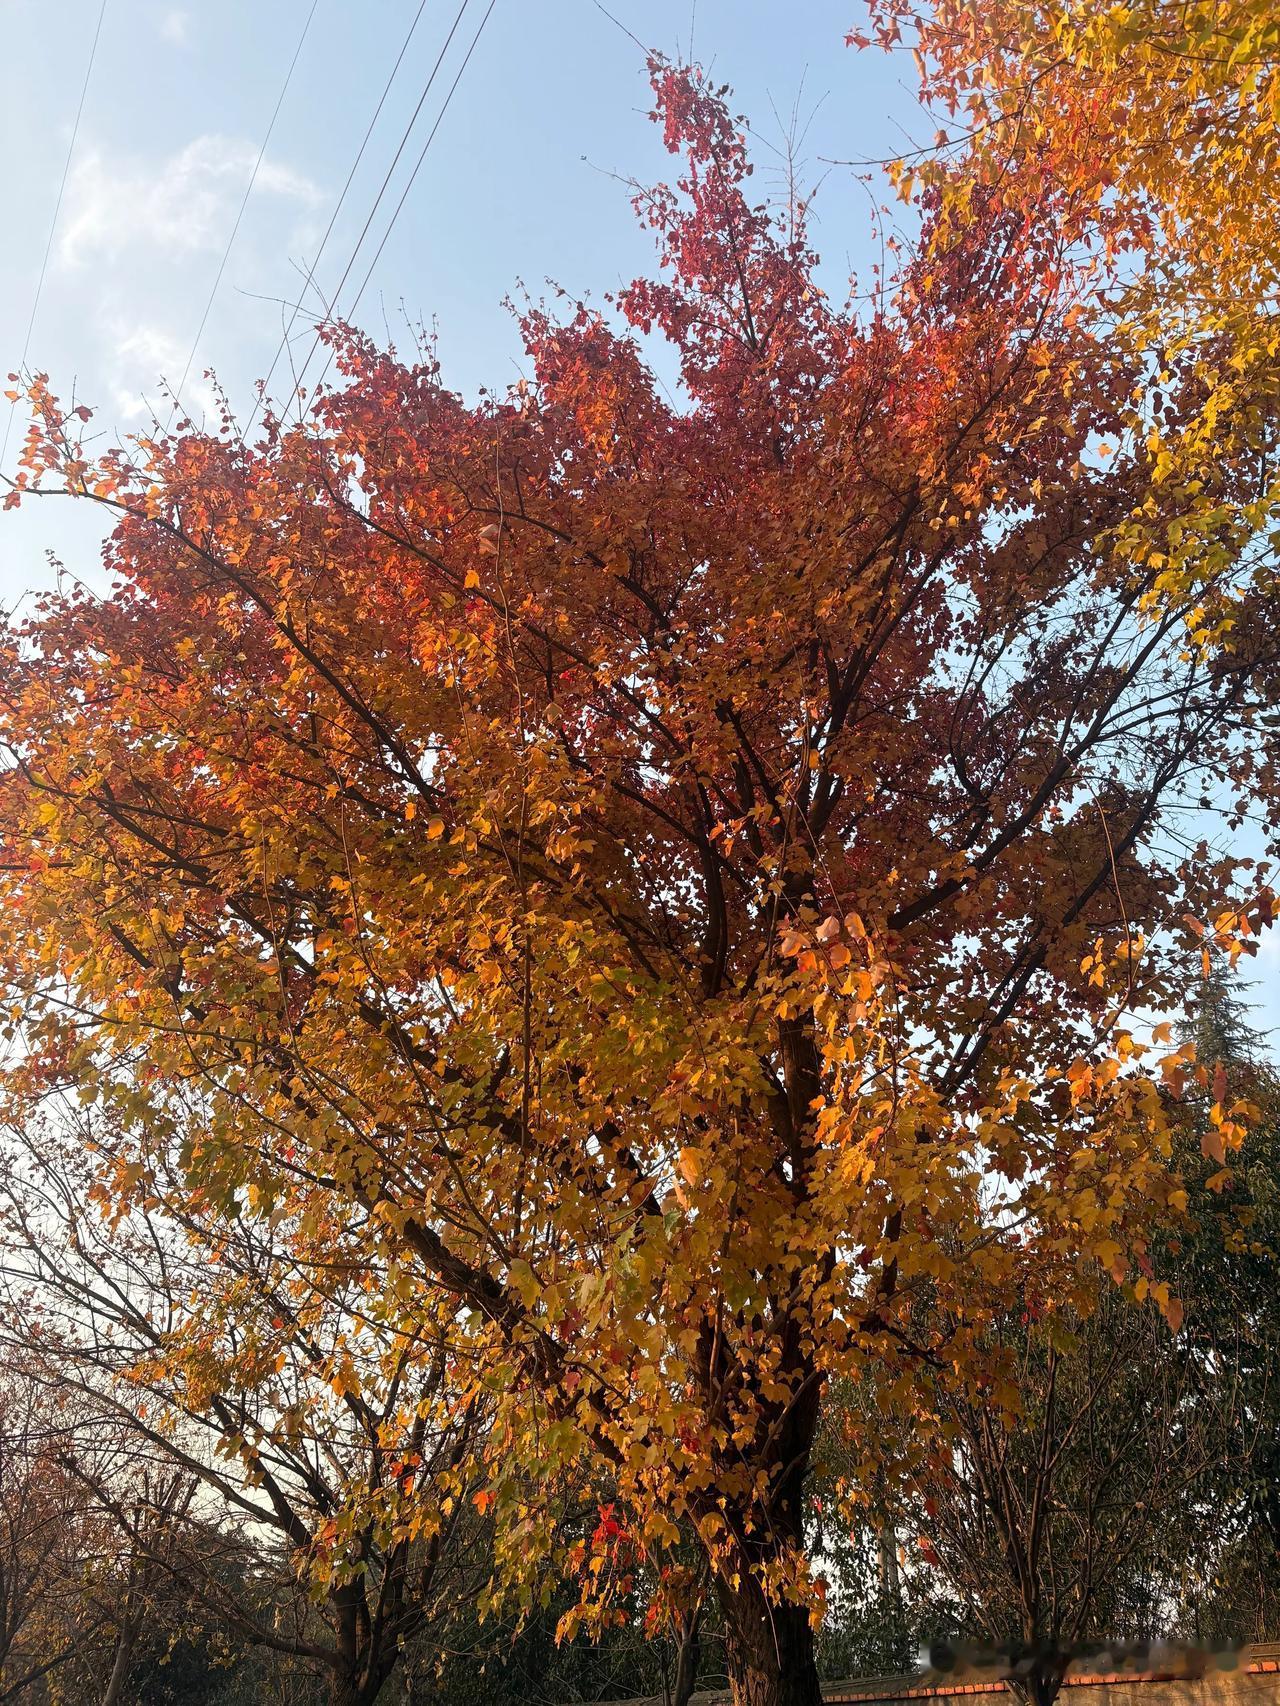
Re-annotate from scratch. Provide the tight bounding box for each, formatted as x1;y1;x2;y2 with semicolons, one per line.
0;1110;491;1706
875;1289;1240;1706
0;1378;115;1702
81;1467;200;1706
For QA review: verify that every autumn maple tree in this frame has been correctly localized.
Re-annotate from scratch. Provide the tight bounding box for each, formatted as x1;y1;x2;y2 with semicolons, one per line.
1;51;1278;1706
858;0;1280;662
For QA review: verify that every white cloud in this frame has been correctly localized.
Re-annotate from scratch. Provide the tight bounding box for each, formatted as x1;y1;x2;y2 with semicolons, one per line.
58;135;322;266
102;320;217;425
157;7;191;44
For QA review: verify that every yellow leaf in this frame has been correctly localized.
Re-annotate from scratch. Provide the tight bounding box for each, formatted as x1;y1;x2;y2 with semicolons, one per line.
677;1147;702;1186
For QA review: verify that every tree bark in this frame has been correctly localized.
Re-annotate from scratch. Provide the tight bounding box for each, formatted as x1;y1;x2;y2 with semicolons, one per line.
326;1663;402;1706
671;1608;703;1706
99;1622;136;1706
717;1578;822;1706
328;1674;368;1706
1005;1651;1071;1706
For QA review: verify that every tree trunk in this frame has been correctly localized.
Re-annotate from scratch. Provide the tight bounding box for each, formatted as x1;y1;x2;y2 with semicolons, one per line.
328;1674;366;1706
671;1610;703;1706
717;1578;822;1706
327;1655;393;1706
100;1622;136;1706
327;1576;402;1706
1005;1651;1071;1706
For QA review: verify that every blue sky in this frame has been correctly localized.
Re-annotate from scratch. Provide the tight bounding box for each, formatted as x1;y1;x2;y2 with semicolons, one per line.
1;0;915;593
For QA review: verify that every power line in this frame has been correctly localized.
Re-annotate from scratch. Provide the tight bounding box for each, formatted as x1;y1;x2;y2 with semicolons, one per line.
244;0;434;440
309;0;500;402
339;0;500;333
166;0;321;430
288;0;477;412
2;0;110;470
